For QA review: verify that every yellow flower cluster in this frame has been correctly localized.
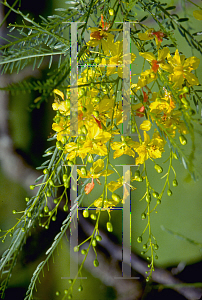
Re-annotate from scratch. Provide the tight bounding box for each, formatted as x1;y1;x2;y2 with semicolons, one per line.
132;47;200;91
48;15;201;284
51;19;200;196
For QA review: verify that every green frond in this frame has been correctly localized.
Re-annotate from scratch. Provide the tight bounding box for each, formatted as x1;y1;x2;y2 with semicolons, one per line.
0;0;89;73
24;159;91;300
0;146;60;298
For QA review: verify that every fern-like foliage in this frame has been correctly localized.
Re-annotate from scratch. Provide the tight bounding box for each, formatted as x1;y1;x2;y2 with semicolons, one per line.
0;0;103;109
0;144;58;298
0;3;72;72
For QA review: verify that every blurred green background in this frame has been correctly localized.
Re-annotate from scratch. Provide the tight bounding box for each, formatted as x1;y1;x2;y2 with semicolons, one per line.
0;0;202;299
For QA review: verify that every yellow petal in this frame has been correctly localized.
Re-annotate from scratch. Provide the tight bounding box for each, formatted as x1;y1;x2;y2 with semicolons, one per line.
140;120;152;131
107;181;122;192
184;72;199;86
111;40;123;56
148;148;162;159
113;148;125;159
144;131;150;144
52;103;59;110
139;52;156;62
107;66;116;76
100;170;114;176
132;103;144;110
53;89;64;100
123;53;136;64
124;148;136;157
93;159;104;174
99;57;107;67
102;39;110;55
111;142;122;150
138;32;153;41
184;56;200;70
160;63;173;73
94;197;103;208
52;123;63;132
65;142;78;152
86;39;99;47
158;47;170;61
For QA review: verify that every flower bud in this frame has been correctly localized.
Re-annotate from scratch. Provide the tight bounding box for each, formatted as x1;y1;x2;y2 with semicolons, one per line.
63;174;68;182
137;236;142;243
44;206;49;213
109;8;114;15
43;168;49;175
179;135;187;145
94;57;101;64
96;235;102;241
182;86;189;94
154;164;163;173
56;141;63;150
112;193;121;203
61;136;67;144
141;213;146;219
167;189;172;196
81;167;87;176
90;214;97;220
92;238;97;247
78;285;83;292
143;244;147;249
146;193;151;203
74;246;79;252
63;205;68;212
152;191;159;198
87;154;93;163
93;259;99;267
157;199;161;205
83;209;89;218
78;88;85;97
172;179;178;187
106;221;113;232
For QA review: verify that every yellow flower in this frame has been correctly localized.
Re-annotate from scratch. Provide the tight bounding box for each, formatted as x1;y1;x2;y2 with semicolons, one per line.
132;69;157;91
78;124;111;157
149;91;175;115
139;47;172;73
111;136;139;159
158;110;189;136
167;49;200;88
104;41;136;78
138;28;165;49
86;28;114;55
135;131;165;165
